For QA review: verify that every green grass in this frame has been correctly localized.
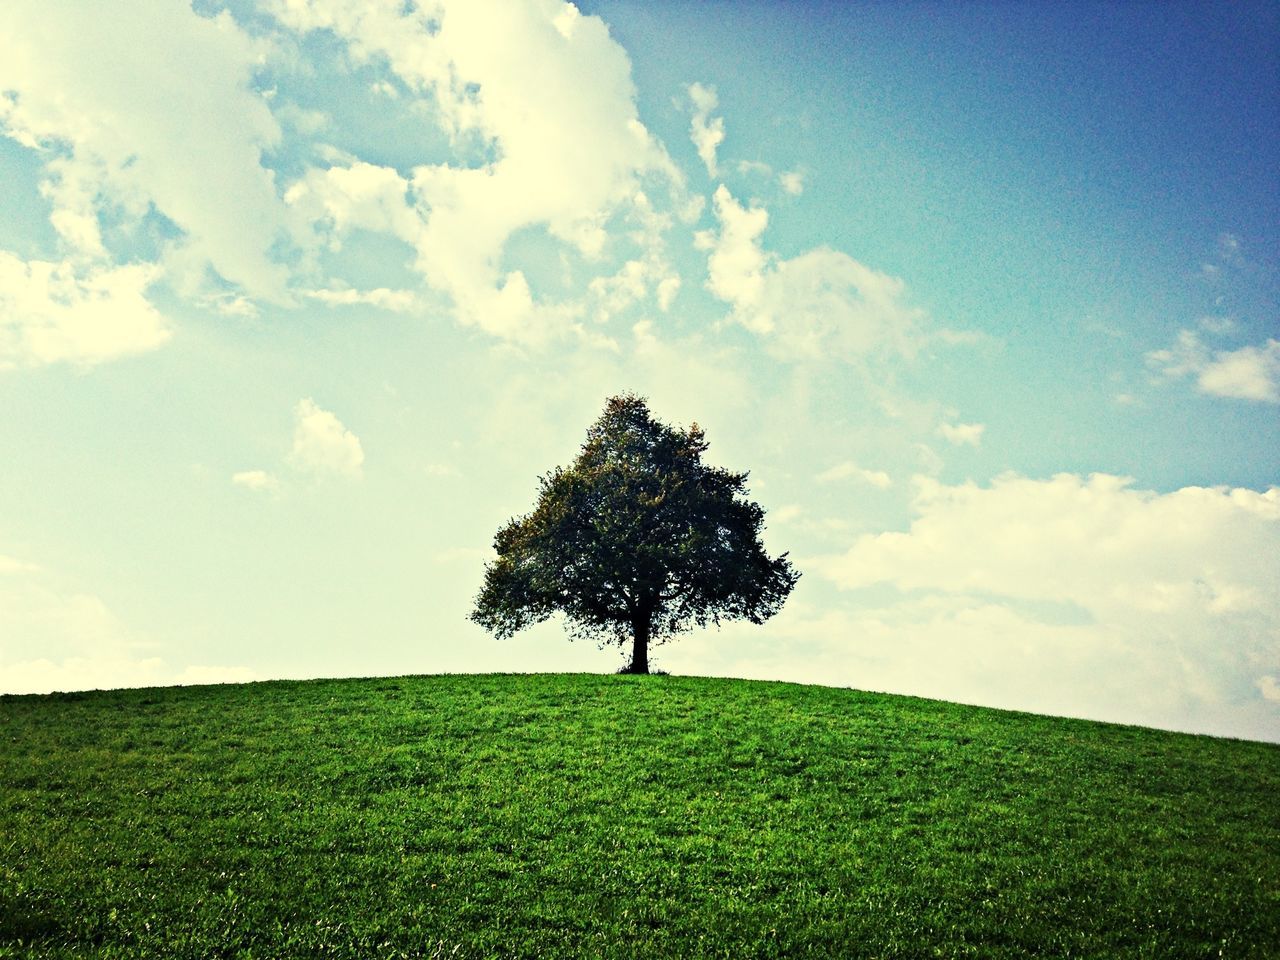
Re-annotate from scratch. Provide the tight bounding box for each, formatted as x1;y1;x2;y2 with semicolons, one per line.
2;674;1277;958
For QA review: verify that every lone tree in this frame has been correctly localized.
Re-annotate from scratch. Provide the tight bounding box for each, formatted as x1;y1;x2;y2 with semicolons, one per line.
471;395;799;673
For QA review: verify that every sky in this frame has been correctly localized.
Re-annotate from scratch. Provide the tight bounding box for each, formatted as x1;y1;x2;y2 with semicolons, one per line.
1;0;1277;742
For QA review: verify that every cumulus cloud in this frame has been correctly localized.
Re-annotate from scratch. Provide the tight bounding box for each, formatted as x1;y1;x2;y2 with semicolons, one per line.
688;82;724;177
700;185;922;361
1147;329;1280;403
0;0;291;303
288;398;365;480
803;473;1280;740
272;0;680;344
285;160;421;249
0;253;169;369
231;469;280;493
816;461;893;489
937;422;985;446
699;185;770;312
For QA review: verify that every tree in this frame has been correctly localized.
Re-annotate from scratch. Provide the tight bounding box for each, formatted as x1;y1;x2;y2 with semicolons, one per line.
470;394;799;673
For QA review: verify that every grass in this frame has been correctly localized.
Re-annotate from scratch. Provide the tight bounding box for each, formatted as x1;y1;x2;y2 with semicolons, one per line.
1;673;1277;958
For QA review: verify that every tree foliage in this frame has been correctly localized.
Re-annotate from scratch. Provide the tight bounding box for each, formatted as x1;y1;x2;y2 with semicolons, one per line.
470;395;799;673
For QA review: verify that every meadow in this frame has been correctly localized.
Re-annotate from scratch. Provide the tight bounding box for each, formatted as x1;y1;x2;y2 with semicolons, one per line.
2;673;1277;958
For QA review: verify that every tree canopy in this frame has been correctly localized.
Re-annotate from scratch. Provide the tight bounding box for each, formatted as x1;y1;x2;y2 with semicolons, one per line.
470;395;799;673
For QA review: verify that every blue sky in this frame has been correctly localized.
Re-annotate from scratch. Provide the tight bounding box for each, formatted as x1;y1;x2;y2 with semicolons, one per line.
1;0;1277;741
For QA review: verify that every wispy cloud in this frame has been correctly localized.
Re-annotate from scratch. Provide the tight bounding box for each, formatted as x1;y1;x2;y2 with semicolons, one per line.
937;422;985;446
688;82;725;177
779;170;805;196
0;553;40;575
815;461;892;489
0;565;258;695
231;469;281;493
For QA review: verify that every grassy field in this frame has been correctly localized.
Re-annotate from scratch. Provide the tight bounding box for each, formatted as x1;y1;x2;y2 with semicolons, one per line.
1;673;1277;958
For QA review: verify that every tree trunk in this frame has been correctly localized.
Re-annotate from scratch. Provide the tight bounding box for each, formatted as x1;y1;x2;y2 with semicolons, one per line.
629;615;651;674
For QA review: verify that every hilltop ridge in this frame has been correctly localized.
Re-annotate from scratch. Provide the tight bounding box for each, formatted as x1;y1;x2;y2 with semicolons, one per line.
3;673;1277;958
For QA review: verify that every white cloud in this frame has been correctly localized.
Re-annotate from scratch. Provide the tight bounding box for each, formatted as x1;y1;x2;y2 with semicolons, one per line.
0;1;292;303
585;191;681;323
779;169;805;195
737;160;772;177
3;656;259;695
273;0;681;344
0;554;40;575
1199;315;1236;335
803;473;1280;740
688;82;724;177
937;421;985;446
1197;340;1280;402
773;504;803;524
285;160;421;248
656;275;681;312
0;567;257;695
703;185;922;361
231;469;281;493
700;185;770;314
816;461;893;489
0;253;169;369
289;398;365;480
302;287;418;312
1147;329;1280;403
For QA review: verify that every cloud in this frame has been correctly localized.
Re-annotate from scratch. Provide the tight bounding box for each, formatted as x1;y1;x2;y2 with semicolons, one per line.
231;469;281;493
701;186;922;361
699;185;769;313
0;253;169;369
0;1;292;303
585;190;681;323
302;287;418;312
285;160;421;248
772;504;803;524
802;473;1280;740
1259;676;1280;703
3;656;259;695
1148;330;1280;402
272;0;681;344
937;421;985;446
816;461;893;489
0;564;257;695
1199;315;1235;335
779;170;805;196
0;554;40;575
688;82;724;177
288;398;365;480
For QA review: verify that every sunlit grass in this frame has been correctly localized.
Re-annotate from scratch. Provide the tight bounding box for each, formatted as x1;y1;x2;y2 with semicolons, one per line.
2;674;1277;958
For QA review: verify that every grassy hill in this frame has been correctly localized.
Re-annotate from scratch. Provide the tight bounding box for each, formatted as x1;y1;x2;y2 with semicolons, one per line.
1;674;1277;958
